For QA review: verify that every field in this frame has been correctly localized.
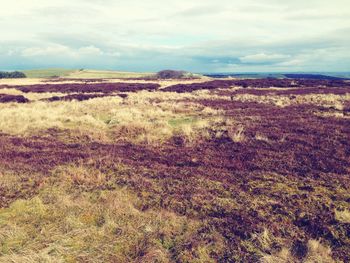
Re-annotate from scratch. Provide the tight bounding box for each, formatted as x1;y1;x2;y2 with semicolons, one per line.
22;69;153;79
22;69;77;78
0;76;349;262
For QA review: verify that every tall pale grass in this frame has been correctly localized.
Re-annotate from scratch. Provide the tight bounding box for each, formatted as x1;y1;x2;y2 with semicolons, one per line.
0;92;228;144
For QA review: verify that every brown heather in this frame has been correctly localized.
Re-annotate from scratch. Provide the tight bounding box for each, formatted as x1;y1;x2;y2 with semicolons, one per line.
0;77;349;262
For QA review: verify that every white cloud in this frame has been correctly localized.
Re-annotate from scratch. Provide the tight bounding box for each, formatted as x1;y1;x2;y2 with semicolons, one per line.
77;46;103;56
240;53;291;64
21;45;73;57
0;0;349;71
21;44;105;58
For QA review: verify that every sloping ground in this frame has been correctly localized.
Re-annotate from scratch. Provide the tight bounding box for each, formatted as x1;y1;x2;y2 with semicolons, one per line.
66;69;153;79
22;68;76;78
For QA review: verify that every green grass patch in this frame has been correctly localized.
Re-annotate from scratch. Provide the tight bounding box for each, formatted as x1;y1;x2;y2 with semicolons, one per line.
168;117;198;127
22;68;76;78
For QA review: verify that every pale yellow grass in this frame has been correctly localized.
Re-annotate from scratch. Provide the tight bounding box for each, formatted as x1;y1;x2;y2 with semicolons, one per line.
0;77;106;86
335;209;350;223
0;91;229;144
315;111;350;119
0;163;225;262
228;124;245;143
232;92;350;110
0;181;194;262
0;78;45;86
255;133;270;143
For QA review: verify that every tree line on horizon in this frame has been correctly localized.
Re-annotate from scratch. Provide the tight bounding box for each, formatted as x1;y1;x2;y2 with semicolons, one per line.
0;71;26;79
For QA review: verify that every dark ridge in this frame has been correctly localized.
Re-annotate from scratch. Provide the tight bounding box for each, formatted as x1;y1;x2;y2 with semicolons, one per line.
203;73;349;80
203;73;283;79
0;94;29;103
284;74;348;80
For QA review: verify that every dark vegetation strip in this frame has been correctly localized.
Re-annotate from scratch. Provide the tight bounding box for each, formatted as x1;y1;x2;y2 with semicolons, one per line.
284;74;349;80
0;94;29;103
163;79;349;93
0;82;160;93
214;87;350;96
42;93;128;102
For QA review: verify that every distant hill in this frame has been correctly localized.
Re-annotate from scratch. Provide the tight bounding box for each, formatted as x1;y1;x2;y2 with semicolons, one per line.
67;69;152;79
22;68;76;78
284;74;348;80
203;72;350;80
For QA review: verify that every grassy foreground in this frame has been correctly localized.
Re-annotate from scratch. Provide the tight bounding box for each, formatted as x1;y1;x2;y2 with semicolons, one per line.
0;78;349;262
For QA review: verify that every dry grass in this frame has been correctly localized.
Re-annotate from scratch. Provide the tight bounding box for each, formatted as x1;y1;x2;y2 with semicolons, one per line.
255;133;270;143
0;183;194;262
0;78;47;86
228;124;245;143
0;91;229;144
0;99;110;139
232;93;350;109
335;209;350;223
0;163;226;262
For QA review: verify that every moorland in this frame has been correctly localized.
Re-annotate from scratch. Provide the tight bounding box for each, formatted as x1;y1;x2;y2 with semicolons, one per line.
0;69;349;262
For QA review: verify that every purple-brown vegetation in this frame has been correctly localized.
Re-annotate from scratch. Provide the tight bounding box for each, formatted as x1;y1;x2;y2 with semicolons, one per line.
43;93;127;102
215;87;350;96
163;79;349;93
0;94;29;103
0;78;349;262
0;82;160;94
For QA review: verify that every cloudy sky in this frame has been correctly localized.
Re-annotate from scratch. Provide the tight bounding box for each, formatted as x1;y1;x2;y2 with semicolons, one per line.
1;0;350;72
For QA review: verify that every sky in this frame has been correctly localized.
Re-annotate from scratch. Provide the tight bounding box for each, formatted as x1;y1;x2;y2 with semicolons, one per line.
1;0;350;72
